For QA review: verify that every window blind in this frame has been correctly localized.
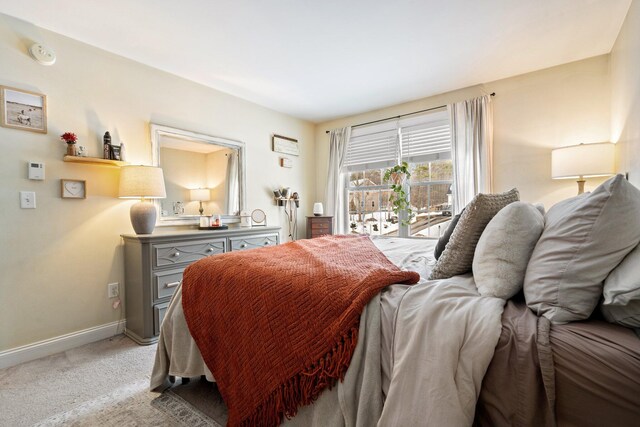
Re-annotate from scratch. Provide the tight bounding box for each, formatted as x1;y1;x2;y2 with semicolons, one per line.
345;122;399;171
400;109;451;163
344;108;451;172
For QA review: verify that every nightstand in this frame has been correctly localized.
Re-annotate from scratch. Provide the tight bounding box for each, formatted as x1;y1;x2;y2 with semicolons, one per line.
307;216;334;239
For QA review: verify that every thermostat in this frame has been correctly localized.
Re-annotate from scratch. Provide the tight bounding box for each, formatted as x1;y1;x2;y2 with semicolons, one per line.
28;161;45;180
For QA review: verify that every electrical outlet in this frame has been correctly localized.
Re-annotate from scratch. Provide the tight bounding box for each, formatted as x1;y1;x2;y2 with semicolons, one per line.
107;283;119;299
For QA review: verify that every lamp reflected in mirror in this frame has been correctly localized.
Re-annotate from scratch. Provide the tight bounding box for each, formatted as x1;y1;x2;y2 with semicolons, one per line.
190;188;211;215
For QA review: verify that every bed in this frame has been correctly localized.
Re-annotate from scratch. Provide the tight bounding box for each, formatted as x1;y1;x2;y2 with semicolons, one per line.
151;236;640;426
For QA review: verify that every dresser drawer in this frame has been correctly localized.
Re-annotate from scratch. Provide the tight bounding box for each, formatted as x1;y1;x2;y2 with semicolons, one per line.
153;238;226;268
311;222;331;229
153;268;183;302
230;234;279;251
154;302;169;335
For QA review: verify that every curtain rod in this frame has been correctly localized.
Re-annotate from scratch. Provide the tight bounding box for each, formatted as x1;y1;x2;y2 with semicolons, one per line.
325;92;495;134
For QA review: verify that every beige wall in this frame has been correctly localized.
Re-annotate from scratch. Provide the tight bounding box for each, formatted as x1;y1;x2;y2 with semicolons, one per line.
315;55;612;210
490;55;611;206
0;14;315;352
612;0;640;187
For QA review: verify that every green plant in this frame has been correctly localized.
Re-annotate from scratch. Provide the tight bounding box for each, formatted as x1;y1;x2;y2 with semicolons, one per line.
383;161;414;226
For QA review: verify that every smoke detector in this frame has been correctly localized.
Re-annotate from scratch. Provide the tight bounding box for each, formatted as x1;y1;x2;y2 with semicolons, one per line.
28;43;56;66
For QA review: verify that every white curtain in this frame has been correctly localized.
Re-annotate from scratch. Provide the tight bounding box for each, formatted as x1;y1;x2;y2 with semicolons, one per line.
325;126;352;234
225;151;239;215
449;95;493;214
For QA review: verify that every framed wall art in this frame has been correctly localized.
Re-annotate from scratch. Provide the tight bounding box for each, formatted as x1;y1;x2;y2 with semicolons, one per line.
61;179;86;199
0;86;47;134
272;134;299;156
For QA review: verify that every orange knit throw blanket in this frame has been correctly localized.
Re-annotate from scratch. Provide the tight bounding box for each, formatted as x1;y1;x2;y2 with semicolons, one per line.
182;235;419;426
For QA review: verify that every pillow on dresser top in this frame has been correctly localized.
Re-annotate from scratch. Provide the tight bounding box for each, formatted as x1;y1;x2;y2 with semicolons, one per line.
433;209;464;260
601;244;640;328
524;175;640;324
473;202;544;299
429;188;520;280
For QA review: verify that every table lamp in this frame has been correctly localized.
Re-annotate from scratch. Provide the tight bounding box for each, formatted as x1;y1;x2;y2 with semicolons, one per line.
551;142;615;194
119;165;166;234
190;188;210;215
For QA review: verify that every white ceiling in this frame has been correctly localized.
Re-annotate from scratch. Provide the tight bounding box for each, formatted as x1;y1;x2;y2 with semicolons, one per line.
0;0;631;123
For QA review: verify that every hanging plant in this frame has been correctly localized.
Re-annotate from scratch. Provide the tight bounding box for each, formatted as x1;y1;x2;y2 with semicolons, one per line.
383;161;414;226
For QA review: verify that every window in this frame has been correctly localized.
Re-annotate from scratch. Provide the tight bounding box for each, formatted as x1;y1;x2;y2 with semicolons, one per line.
344;109;453;238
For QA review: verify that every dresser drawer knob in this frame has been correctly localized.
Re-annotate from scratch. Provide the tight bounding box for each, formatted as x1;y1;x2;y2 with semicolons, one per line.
164;281;180;289
240;243;247;248
206;248;214;253
172;252;180;257
264;241;270;245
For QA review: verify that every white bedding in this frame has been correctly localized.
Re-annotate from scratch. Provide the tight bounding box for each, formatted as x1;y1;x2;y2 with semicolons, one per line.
150;237;505;426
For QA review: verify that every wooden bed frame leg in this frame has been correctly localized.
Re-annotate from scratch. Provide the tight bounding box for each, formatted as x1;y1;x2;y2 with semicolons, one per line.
168;375;175;384
182;377;190;385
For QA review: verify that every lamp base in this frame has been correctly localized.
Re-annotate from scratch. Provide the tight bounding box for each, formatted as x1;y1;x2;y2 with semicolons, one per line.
576;178;586;195
130;201;157;234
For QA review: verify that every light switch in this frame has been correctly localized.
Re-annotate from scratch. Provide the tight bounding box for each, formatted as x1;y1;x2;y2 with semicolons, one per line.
20;191;36;209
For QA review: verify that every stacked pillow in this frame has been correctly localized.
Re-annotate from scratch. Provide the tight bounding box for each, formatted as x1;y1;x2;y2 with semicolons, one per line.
433;209;463;260
473;202;544;299
523;175;640;324
429;188;519;280
601;244;640;328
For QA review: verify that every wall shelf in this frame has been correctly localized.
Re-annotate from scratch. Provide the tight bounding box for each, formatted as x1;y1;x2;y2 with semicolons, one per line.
63;156;128;167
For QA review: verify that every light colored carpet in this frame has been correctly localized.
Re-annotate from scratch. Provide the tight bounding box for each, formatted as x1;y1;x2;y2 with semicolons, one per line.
0;335;220;426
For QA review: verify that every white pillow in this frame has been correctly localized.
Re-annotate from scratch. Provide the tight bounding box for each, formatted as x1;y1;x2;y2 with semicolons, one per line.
473;202;544;299
601;244;640;328
524;175;640;324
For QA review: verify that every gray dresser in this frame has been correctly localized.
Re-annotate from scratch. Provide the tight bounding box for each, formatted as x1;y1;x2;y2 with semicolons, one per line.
122;226;281;345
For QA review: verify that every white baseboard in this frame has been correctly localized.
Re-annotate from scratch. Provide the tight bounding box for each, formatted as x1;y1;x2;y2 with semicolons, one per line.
0;320;126;370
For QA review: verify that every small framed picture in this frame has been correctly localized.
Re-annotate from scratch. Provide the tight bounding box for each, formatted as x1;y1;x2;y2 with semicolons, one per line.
110;145;121;160
61;179;86;199
0;86;47;133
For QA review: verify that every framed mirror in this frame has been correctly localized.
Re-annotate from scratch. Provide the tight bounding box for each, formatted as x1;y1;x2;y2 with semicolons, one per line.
150;124;246;225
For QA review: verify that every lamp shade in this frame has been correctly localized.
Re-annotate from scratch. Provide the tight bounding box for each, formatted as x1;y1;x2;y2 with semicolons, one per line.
190;188;211;202
118;165;166;199
552;142;615;179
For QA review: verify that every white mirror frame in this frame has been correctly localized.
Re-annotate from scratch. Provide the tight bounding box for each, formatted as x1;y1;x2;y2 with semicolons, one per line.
150;123;247;226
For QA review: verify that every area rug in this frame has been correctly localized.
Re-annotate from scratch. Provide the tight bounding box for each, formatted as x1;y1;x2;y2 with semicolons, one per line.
152;389;222;427
33;379;222;427
33;379;172;427
158;378;228;426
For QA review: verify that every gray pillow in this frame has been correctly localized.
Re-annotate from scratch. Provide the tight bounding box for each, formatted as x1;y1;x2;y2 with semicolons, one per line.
524;175;640;324
434;209;464;260
429;188;520;280
601;244;640;328
473;202;544;299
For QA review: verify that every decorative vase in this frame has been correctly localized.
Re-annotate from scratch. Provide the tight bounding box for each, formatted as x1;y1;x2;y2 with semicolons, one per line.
66;143;77;156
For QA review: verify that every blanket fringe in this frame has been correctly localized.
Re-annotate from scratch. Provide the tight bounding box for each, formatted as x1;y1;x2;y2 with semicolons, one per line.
239;325;360;427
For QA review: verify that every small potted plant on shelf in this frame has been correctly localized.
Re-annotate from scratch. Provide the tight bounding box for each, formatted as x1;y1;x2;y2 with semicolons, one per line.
61;132;78;156
383;161;414;226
